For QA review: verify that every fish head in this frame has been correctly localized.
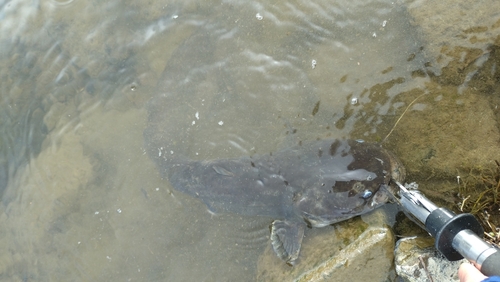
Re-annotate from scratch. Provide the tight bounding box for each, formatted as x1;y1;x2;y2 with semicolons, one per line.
295;180;391;228
292;140;405;227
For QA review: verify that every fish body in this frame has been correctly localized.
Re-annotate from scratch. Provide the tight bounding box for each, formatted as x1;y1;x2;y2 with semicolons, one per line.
146;131;405;264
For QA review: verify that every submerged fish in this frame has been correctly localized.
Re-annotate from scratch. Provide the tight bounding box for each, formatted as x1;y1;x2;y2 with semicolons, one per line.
144;113;405;264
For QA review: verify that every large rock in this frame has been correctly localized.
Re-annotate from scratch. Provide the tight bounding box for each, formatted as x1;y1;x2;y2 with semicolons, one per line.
257;210;395;281
407;0;500;74
381;0;500;207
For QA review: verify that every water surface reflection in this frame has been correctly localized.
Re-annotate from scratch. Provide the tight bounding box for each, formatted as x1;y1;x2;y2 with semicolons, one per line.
0;0;457;280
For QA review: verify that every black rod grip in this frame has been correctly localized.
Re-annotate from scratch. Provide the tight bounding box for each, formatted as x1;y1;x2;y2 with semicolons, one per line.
481;251;500;277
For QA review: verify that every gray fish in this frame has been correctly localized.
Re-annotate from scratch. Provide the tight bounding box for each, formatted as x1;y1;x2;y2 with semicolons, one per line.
145;119;405;264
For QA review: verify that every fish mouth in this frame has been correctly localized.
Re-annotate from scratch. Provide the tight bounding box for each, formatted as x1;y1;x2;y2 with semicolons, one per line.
368;185;390;207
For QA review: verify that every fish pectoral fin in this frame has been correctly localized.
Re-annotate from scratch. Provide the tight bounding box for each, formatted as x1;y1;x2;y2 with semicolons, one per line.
270;219;306;266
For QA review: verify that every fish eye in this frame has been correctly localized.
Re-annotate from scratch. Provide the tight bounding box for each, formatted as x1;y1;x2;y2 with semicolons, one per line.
360;190;372;199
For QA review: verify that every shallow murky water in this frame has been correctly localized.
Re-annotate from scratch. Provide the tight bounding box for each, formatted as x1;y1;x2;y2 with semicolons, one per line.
0;0;499;281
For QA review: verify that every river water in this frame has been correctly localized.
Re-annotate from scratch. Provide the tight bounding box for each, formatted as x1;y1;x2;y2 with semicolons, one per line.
0;0;498;281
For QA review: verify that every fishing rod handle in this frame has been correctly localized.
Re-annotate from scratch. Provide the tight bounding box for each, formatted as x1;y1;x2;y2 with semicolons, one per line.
453;229;500;277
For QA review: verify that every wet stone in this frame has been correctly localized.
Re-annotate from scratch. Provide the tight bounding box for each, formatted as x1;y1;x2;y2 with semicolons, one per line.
407;0;500;73
257;210;394;281
395;237;466;282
